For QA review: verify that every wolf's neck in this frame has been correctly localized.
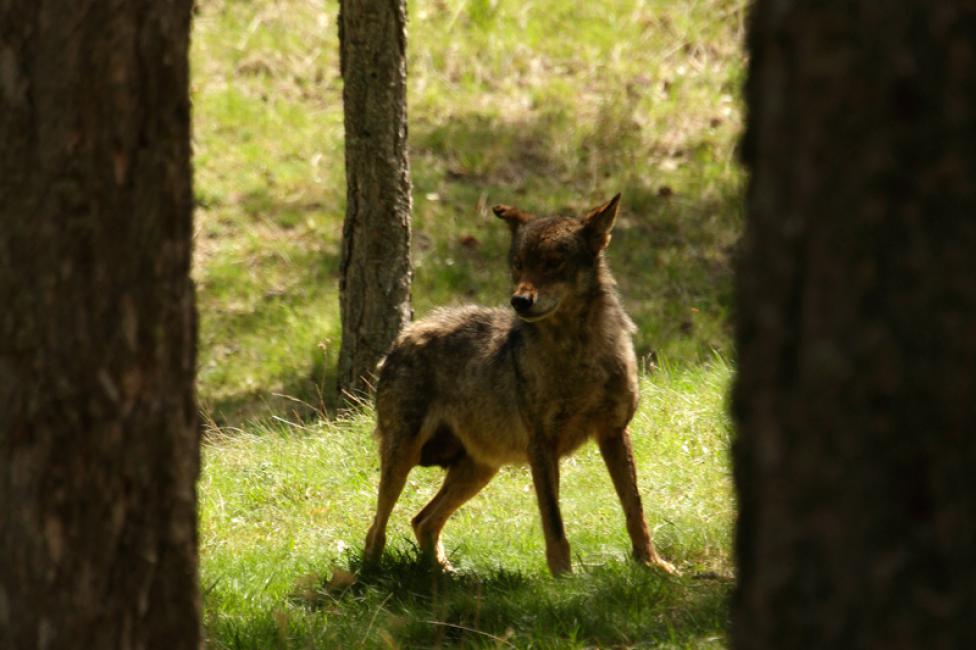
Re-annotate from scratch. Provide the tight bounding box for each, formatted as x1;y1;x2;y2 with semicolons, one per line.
523;265;629;351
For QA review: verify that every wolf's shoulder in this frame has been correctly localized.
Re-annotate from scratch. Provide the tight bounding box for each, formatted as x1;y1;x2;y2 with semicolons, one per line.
396;304;514;345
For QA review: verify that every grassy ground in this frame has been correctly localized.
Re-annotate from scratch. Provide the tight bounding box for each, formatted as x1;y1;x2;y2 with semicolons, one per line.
192;0;745;646
201;362;734;648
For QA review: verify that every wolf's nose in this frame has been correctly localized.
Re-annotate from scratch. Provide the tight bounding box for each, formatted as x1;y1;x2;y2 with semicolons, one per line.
510;294;533;313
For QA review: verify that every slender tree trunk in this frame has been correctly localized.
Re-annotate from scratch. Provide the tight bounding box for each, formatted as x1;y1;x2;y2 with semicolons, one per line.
734;2;976;648
0;2;200;648
337;0;413;402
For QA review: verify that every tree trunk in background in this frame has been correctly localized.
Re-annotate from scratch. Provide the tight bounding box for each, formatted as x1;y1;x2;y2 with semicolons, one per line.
0;2;200;648
734;3;976;648
337;0;413;402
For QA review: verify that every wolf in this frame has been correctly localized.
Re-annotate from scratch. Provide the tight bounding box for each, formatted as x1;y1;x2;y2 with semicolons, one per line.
363;194;676;576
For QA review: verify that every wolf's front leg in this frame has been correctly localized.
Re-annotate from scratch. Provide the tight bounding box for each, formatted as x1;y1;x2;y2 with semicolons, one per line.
597;427;678;575
528;439;571;575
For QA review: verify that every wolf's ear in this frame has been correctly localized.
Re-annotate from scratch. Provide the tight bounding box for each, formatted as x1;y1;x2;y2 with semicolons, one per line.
581;193;621;253
492;204;532;230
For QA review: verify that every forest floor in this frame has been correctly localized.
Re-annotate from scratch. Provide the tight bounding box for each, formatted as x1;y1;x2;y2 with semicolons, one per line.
192;0;746;646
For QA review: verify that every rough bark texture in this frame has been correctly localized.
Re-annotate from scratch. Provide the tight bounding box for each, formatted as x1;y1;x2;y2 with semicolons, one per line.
0;2;200;648
734;2;976;648
337;0;413;401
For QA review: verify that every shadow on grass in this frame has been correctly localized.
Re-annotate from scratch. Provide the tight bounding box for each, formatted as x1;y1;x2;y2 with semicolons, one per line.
201;353;336;430
278;547;732;648
198;243;342;429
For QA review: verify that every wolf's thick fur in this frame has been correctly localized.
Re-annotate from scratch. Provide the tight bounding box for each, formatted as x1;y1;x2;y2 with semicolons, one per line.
364;194;675;576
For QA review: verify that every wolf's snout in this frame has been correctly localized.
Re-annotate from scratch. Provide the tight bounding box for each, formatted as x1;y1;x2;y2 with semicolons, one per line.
510;294;534;313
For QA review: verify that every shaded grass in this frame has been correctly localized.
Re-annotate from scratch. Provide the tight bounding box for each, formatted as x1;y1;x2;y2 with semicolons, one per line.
200;361;734;648
286;549;730;649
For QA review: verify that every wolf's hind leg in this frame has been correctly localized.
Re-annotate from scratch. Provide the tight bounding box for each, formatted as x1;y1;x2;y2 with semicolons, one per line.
411;456;497;569
364;431;422;566
597;427;678;575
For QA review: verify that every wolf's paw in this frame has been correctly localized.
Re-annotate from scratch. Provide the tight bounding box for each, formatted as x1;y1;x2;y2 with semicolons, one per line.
635;550;681;576
435;558;458;575
417;544;457;574
649;556;681;576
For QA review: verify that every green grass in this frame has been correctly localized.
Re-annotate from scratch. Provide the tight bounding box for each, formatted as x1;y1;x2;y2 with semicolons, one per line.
192;0;745;646
201;361;734;648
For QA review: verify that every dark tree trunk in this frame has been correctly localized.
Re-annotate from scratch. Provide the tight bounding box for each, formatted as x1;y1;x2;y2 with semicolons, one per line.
734;2;976;648
0;2;200;648
337;0;413;402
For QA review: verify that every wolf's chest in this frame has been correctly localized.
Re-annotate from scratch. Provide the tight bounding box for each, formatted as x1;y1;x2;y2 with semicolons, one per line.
521;357;636;441
522;352;619;398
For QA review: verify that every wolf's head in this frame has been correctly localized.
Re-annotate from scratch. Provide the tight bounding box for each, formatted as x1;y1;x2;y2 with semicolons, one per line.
492;194;620;323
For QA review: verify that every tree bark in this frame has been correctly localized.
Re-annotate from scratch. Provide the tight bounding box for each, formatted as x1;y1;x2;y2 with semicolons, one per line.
734;2;976;648
337;0;413;402
0;2;200;648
